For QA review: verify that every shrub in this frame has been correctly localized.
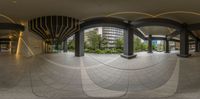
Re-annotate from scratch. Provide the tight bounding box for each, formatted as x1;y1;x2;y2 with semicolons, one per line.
116;49;123;53
104;49;112;53
95;49;104;54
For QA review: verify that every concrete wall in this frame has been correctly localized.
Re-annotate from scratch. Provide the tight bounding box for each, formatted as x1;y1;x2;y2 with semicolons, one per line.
18;22;44;57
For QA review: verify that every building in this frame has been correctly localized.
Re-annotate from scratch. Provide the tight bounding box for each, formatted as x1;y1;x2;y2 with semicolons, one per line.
84;27;123;48
102;27;124;48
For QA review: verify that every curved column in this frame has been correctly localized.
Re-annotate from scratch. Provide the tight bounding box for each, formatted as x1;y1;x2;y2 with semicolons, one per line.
121;27;137;59
75;30;84;57
148;35;153;53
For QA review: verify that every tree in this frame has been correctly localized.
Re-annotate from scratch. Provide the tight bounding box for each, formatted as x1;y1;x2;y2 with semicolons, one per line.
85;29;110;50
101;37;108;49
134;37;142;52
152;43;157;50
68;38;75;50
115;37;124;49
86;31;99;50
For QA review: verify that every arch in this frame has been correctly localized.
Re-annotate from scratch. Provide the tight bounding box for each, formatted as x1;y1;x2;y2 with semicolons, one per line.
132;18;182;30
80;17;130;30
0;13;15;23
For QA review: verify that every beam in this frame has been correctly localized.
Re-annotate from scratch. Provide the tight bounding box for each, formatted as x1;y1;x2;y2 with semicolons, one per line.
189;31;199;40
188;23;200;31
81;17;129;30
0;42;9;44
169;38;180;42
0;23;24;31
0;38;11;41
152;37;166;40
167;30;180;38
134;29;147;40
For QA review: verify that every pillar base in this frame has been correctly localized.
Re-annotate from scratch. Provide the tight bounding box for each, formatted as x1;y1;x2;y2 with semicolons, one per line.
177;54;191;58
75;54;84;57
148;51;153;53
121;54;137;59
165;51;170;53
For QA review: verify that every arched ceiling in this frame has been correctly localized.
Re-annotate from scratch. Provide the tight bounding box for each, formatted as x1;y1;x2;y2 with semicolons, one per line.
1;0;200;39
139;26;175;36
0;0;200;22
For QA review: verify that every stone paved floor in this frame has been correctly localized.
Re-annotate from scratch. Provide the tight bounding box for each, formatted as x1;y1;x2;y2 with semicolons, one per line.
0;51;200;99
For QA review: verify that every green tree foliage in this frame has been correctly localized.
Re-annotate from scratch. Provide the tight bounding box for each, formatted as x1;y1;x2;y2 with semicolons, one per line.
85;29;124;54
152;43;157;50
114;37;124;49
86;31;101;50
157;42;164;52
68;38;75;50
134;37;147;52
86;30;109;50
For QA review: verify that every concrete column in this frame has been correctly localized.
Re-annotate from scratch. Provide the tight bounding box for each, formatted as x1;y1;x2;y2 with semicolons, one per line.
9;41;12;54
75;30;84;57
121;28;136;59
0;43;1;52
195;38;199;52
148;35;153;53
44;43;47;53
199;41;200;51
165;36;170;53
63;40;68;52
177;29;191;57
46;43;49;53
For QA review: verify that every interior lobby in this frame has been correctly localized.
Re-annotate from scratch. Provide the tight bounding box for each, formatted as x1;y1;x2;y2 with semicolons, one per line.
0;0;200;99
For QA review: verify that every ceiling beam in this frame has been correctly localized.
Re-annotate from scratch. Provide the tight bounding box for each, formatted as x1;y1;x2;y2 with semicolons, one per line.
188;23;200;31
134;28;146;40
81;17;129;30
0;38;11;41
167;30;180;38
0;23;24;31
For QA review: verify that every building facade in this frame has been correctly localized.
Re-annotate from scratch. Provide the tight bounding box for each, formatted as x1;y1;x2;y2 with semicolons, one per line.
102;27;124;48
84;27;124;48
